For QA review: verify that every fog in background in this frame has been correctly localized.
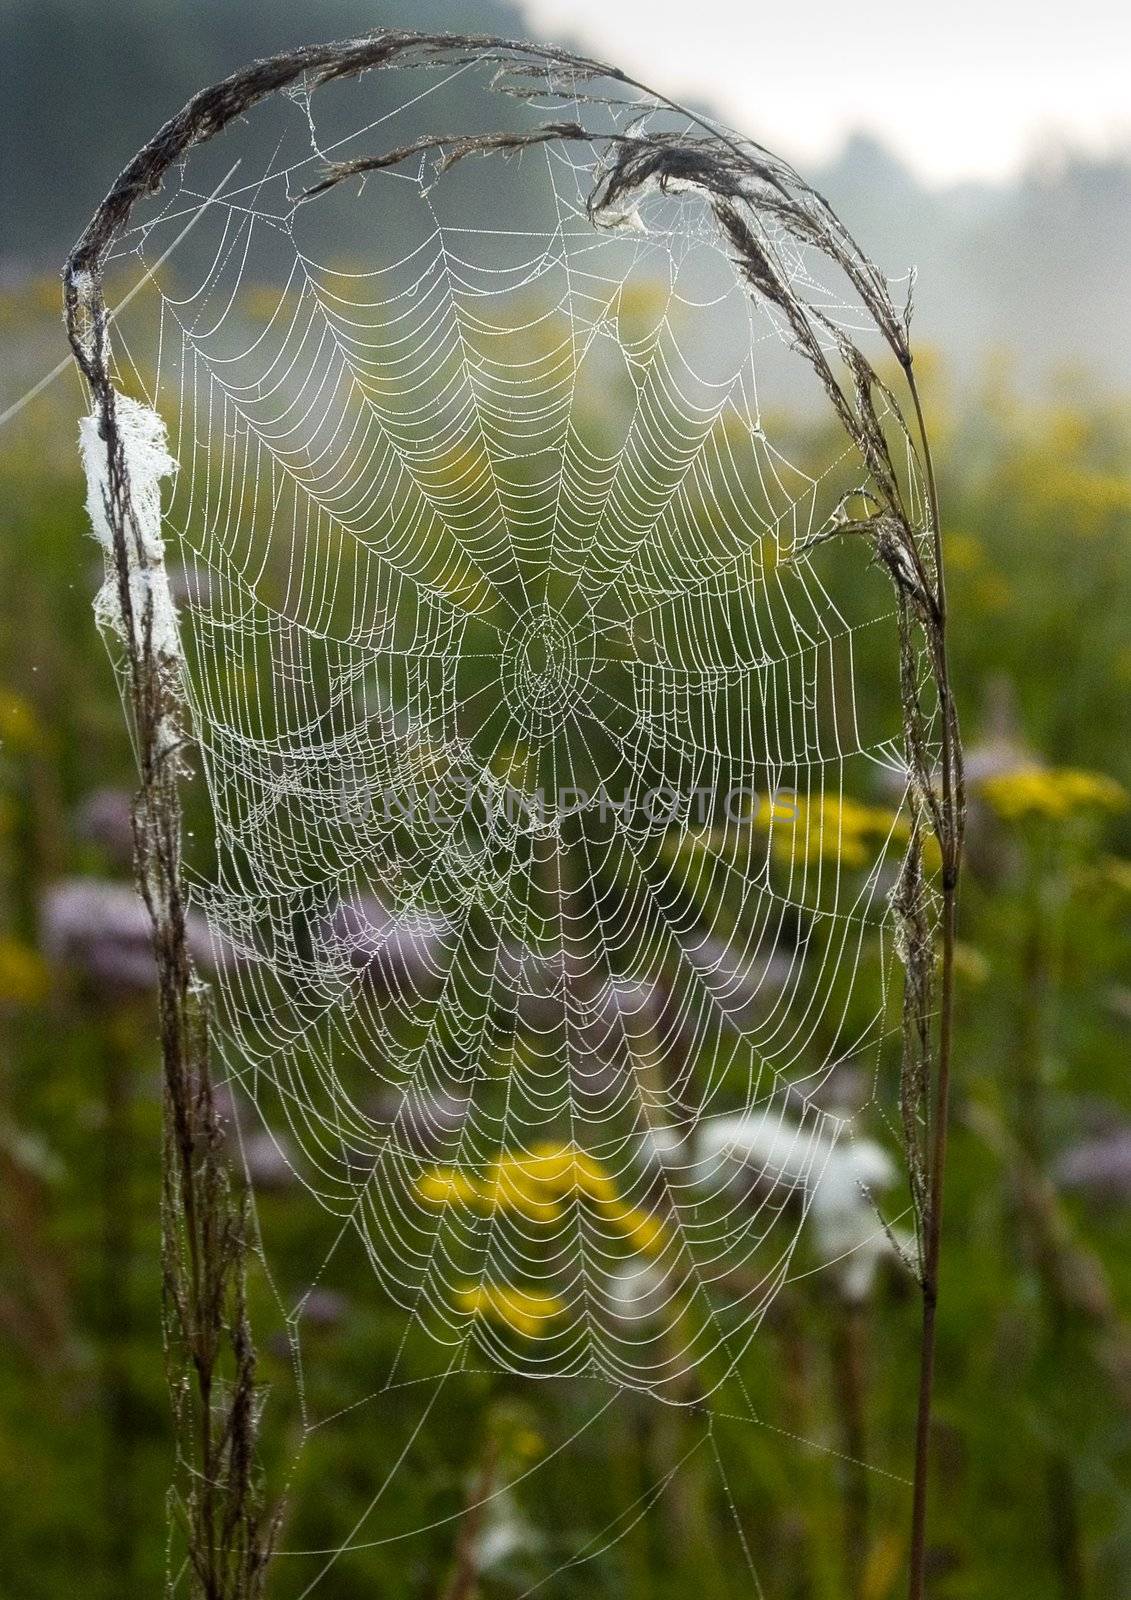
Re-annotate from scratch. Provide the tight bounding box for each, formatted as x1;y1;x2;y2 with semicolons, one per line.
2;0;1129;397
523;0;1131;185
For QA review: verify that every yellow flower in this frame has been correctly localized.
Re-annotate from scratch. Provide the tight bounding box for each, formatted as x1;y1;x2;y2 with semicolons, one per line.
455;1283;566;1338
510;1426;545;1462
415;1166;482;1207
598;1201;668;1256
980;765;1128;822
538;1143;619;1202
481;1142;620;1220
487;1142;619;1207
756;793;909;868
481;1153;563;1223
421;1141;666;1257
615;279;670;344
0;938;49;1006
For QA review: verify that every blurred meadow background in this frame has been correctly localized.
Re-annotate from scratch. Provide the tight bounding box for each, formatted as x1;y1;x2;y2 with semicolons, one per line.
2;3;1131;1598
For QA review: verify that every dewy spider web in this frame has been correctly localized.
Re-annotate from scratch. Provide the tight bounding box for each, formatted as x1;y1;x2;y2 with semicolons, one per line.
66;32;956;1594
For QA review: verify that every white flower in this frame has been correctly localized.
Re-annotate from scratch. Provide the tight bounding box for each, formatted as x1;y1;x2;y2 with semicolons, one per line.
607;1261;671;1323
475;1488;539;1574
694;1109;903;1300
642;1124;686;1167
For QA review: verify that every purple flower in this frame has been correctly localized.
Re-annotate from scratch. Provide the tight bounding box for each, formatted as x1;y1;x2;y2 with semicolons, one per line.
40;877;226;993
575;977;660;1082
241;1130;297;1191
679;935;793;1030
369;1087;470;1156
74;788;136;867
317;895;451;992
1056;1129;1131;1203
297;1288;348;1330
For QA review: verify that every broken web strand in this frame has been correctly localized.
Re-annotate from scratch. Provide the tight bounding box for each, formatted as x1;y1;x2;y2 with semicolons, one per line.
67;33;957;1598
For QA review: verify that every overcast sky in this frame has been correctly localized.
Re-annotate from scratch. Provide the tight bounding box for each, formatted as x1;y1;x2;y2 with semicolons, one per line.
520;0;1131;183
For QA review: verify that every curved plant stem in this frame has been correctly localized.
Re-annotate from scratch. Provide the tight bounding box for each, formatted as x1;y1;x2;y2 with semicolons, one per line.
64;34;964;1597
905;371;963;1600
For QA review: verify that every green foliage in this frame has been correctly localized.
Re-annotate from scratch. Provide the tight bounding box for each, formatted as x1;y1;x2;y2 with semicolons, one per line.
1;285;1130;1598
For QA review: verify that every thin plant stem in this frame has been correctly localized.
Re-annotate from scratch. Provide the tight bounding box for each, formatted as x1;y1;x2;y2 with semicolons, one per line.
904;370;962;1600
833;1299;870;1600
440;1434;499;1600
906;883;957;1600
65;339;277;1600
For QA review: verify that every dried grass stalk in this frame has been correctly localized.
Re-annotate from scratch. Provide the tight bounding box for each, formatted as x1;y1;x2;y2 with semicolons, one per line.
72;377;278;1597
64;30;964;1599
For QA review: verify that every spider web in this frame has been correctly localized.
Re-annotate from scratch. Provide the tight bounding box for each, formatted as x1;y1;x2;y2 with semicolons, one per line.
82;43;933;1593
